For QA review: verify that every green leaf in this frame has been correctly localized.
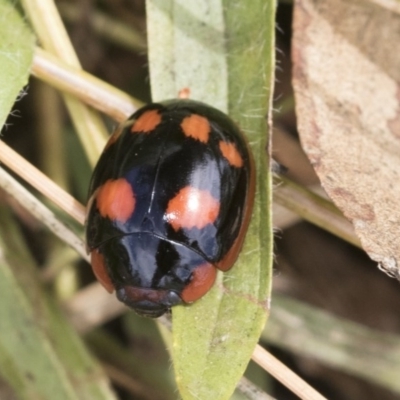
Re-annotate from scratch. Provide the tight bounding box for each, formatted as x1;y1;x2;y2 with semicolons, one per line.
146;0;228;110
0;206;117;399
0;1;35;129
0;5;115;398
146;1;276;399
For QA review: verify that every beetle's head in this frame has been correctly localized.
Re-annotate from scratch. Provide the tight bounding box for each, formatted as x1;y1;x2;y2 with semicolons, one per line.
116;286;182;318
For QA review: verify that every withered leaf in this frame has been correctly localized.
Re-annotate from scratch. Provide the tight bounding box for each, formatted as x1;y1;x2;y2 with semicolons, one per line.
292;0;400;278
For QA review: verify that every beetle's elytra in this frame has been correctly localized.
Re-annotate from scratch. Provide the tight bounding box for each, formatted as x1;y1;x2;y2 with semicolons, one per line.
85;99;255;317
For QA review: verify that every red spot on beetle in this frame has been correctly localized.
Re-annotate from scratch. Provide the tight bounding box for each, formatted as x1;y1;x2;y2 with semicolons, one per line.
219;141;243;168
181;263;217;302
180;114;210;143
164;186;220;231
178;87;191;99
96;178;136;223
131;110;162;133
90;249;114;293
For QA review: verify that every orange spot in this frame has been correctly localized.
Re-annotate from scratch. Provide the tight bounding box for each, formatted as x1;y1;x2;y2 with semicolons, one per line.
131;110;162;133
96;178;136;223
178;87;191;99
90;249;114;293
165;187;220;231
180;114;210;143
219;141;243;168
181;263;217;302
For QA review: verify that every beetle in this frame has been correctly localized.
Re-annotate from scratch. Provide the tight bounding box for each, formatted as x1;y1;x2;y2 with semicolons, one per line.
85;99;255;317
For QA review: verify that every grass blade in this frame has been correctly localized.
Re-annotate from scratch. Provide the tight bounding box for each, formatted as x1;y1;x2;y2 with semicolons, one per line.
146;1;276;398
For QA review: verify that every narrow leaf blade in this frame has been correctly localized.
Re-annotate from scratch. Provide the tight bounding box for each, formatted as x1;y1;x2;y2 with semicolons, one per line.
0;1;35;128
147;1;276;399
0;207;117;399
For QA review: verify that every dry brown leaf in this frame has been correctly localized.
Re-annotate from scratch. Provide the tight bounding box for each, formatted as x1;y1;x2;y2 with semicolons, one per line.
292;0;400;279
